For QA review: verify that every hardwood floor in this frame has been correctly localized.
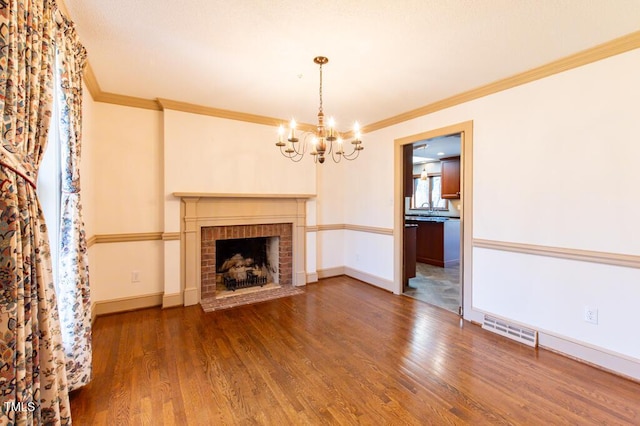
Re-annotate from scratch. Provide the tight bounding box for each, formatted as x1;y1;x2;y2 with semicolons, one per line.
70;276;640;425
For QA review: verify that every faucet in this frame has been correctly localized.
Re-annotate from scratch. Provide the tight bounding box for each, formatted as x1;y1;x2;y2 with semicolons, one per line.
421;202;436;214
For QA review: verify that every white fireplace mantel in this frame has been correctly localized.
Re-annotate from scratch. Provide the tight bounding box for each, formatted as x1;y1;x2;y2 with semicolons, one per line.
173;192;315;199
173;192;315;306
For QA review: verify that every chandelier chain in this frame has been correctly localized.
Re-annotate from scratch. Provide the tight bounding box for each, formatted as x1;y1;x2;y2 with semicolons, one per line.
318;63;323;115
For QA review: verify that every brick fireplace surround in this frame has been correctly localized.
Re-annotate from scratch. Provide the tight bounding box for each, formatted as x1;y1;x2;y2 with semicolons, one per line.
200;223;292;300
174;193;312;306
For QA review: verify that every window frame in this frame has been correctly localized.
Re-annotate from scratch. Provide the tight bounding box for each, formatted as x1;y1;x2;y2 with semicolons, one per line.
411;173;448;211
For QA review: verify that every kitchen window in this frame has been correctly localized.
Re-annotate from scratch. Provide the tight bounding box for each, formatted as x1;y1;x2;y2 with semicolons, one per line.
412;174;448;210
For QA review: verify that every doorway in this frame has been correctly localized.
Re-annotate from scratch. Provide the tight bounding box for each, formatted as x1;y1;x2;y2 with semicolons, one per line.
394;121;473;319
404;134;462;313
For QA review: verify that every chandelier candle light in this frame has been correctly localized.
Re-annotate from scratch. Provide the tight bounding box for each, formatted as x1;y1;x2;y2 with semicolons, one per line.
276;56;363;164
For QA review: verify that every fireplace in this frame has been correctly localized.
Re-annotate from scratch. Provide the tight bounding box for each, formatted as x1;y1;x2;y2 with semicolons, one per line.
200;223;292;300
217;236;277;290
174;193;311;307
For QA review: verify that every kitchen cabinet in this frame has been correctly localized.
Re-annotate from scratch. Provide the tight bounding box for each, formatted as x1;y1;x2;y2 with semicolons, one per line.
407;219;460;267
441;156;460;199
403;144;414;198
403;224;417;283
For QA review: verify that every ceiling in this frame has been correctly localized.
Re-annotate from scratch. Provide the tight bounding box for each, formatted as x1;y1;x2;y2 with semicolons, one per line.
64;1;640;131
413;135;461;164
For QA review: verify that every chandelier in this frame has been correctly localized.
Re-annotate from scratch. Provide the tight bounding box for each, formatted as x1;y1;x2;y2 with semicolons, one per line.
276;56;363;164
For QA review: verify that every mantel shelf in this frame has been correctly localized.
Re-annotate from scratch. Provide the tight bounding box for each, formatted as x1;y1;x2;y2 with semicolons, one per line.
173;192;316;199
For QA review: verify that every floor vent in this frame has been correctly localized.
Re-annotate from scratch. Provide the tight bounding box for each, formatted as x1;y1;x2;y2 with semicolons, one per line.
482;315;538;348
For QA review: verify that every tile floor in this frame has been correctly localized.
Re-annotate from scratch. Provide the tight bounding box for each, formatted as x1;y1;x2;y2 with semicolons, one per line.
404;262;461;314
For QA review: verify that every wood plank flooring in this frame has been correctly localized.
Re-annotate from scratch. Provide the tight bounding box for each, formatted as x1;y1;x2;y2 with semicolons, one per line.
70;276;640;425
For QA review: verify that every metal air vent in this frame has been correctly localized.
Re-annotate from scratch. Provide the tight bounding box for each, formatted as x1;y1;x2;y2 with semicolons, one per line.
482;315;538;348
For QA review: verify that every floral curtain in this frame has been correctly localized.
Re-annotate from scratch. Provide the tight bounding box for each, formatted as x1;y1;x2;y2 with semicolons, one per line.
54;13;92;392
0;0;71;424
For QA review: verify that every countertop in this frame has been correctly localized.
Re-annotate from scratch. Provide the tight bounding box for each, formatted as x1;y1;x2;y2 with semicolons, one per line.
405;215;460;222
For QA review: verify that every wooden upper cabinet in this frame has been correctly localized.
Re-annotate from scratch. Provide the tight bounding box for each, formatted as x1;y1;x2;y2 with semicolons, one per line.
441;156;460;199
403;144;414;198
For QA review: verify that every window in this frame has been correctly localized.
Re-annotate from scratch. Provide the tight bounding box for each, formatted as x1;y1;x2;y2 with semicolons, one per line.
37;63;62;290
412;174;447;210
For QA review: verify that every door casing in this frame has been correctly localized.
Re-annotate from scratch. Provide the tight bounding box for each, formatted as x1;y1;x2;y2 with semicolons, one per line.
393;120;478;322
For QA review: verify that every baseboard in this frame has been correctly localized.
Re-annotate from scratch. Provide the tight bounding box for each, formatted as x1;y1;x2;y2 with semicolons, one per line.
93;292;163;317
317;266;345;279
474;308;640;382
306;272;319;283
162;292;183;308
317;266;394;292
295;271;308;286
344;266;395;291
183;287;198;306
538;332;640;383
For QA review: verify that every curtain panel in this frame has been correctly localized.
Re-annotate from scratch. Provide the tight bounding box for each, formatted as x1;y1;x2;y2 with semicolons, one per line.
55;13;92;393
0;0;71;424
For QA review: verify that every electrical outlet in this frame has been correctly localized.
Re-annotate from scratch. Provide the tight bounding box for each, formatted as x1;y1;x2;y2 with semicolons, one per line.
131;270;140;283
584;306;598;324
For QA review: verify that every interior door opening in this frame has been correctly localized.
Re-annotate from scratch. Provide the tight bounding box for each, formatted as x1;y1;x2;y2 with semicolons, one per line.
402;133;463;315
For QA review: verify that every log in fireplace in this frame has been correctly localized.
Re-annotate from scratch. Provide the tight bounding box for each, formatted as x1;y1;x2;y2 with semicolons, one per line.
216;236;279;291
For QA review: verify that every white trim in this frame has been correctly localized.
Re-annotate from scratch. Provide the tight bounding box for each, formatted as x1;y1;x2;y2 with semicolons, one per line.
539;332;640;383
93;293;163;317
317;266;345;279
162;292;183;308
344;267;394;290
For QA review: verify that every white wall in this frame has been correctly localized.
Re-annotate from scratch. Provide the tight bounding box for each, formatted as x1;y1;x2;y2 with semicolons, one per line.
335;49;640;370
90;241;164;301
91;104;163;234
84;101;164;302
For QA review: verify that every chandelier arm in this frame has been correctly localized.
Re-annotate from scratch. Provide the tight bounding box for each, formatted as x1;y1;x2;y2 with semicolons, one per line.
330;145;343;163
279;145;303;161
326;134;334;155
280;145;306;162
341;145;362;160
286;131;311;157
291;139;304;156
288;152;306;162
302;132;315;156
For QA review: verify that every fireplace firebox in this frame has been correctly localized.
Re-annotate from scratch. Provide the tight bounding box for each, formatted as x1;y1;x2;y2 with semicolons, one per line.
216;236;279;291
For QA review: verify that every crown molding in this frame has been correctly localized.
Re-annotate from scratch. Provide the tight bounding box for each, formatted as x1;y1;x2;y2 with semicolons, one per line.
83;63;161;110
82;30;640;132
157;98;316;131
158;98;279;126
83;62;101;101
96;92;161;111
362;30;640;133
